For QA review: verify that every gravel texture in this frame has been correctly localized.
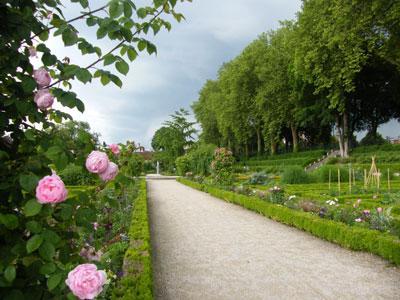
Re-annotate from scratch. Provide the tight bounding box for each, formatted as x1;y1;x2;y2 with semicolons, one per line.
148;179;400;300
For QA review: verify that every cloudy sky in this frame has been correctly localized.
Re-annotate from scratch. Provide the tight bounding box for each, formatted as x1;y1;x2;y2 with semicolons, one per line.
43;0;399;148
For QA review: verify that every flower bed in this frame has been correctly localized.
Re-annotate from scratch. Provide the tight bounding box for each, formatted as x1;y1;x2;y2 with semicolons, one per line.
112;179;153;300
177;178;400;265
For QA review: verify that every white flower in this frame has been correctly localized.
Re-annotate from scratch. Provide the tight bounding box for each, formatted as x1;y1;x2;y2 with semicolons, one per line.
288;195;296;201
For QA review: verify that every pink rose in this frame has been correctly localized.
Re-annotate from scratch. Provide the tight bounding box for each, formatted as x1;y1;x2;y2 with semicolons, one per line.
34;89;54;110
377;207;383;213
109;144;120;155
36;173;68;204
33;67;51;88
99;162;118;182
66;264;107;300
85;151;109;174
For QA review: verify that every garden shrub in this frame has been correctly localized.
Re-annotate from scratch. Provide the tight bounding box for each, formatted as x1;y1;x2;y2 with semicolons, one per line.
176;155;191;176
177;178;400;265
314;165;350;183
112;180;152;300
281;166;311;184
176;143;216;176
211;147;235;185
359;132;388;146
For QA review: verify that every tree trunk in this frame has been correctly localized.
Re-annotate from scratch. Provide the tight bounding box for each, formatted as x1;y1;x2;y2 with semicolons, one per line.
244;143;249;158
343;111;349;158
270;141;277;155
336;114;345;157
291;124;299;153
256;127;262;155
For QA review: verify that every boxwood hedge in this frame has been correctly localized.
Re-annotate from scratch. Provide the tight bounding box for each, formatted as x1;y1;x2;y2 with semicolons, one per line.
112;180;153;299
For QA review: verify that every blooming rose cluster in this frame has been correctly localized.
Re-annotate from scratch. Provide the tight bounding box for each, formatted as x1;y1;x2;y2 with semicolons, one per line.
36;172;68;204
65;264;107;300
85;150;119;182
32;67;54;110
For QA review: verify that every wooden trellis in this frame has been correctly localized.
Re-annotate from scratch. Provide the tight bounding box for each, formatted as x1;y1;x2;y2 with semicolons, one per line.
365;156;381;188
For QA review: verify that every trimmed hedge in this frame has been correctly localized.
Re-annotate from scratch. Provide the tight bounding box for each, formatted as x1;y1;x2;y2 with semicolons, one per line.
112;179;153;299
177;178;400;265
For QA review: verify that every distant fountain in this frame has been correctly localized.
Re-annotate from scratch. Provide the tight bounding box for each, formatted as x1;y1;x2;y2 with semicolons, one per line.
156;161;160;175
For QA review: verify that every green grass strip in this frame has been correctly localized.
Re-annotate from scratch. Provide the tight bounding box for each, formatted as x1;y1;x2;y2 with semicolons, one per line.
177;178;400;265
112;179;153;299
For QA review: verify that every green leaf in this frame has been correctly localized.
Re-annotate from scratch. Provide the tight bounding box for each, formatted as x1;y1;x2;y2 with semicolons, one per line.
42;52;57;66
24;129;36;141
127;47;137;61
123;2;132;17
47;273;62;290
109;0;123;18
116;60;129;75
96;26;108;39
154;0;164;8
100;74;110;85
36;44;50;53
26;234;44;253
0;214;18;230
86;16;97;27
110;74;122;88
21;76;37;93
62;29;78;46
67;292;78;300
19;174;39;193
39;241;55;261
136;8;147;18
40;262;56;275
147;42;157;55
39;31;49;41
4;265;16;283
45;146;63;161
42;230;61;244
103;54;117;66
76;69;92;84
80;0;89;8
24;199;42;217
26;221;42;234
168;0;177;7
138;40;147;51
59;204;73;221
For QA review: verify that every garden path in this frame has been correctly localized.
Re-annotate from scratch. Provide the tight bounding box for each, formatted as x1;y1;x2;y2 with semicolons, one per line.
147;179;400;300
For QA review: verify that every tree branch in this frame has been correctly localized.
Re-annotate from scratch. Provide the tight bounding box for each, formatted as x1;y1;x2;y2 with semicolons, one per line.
22;4;109;46
46;7;165;89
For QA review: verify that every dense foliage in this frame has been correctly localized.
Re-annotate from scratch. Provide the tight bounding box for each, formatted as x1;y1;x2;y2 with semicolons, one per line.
0;0;188;298
192;0;400;158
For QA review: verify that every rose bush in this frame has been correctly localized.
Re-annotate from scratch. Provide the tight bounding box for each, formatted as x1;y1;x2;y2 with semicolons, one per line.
0;0;188;298
210;147;235;185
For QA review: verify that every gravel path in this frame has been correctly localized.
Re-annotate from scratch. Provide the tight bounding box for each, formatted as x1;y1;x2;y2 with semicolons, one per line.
148;180;400;300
